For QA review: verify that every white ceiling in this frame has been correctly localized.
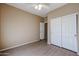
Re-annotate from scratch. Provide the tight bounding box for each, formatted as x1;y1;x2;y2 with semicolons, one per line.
7;3;66;17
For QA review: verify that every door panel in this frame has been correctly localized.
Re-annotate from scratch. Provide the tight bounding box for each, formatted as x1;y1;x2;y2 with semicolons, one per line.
40;23;44;39
62;14;78;52
50;17;62;47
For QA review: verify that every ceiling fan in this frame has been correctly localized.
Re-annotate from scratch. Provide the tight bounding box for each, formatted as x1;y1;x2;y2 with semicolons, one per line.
32;3;50;10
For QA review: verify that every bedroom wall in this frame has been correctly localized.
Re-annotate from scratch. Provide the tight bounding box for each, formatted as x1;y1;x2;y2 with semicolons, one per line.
0;4;41;50
0;5;1;49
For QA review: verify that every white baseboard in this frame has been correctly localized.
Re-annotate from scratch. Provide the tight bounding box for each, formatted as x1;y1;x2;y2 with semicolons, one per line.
0;39;40;52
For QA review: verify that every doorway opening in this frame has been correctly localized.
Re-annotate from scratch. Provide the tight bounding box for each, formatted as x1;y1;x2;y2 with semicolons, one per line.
40;17;48;42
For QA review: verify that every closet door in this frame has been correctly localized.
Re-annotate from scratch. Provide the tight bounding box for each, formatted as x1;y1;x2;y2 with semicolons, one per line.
62;14;78;52
50;17;62;47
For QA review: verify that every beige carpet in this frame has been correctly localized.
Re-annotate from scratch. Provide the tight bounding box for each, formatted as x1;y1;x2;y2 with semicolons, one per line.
0;40;77;56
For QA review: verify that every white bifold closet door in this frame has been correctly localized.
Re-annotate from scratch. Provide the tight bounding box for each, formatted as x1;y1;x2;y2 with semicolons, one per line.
50;17;62;47
50;13;78;52
62;14;78;52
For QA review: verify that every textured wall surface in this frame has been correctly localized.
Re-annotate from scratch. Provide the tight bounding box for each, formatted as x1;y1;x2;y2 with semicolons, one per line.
0;4;41;50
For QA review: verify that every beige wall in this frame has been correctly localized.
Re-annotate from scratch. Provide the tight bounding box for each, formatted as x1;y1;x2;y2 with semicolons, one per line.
47;3;79;53
0;4;41;50
0;5;2;49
